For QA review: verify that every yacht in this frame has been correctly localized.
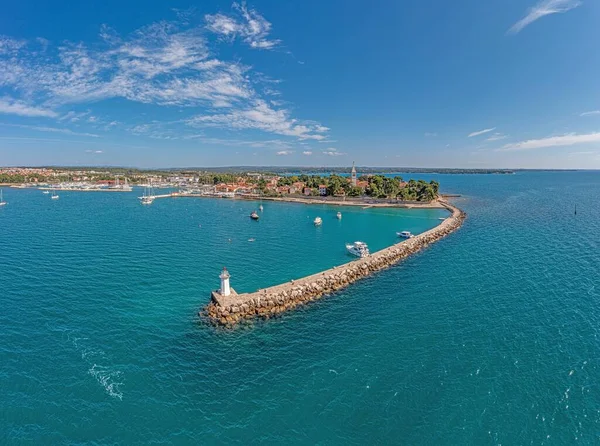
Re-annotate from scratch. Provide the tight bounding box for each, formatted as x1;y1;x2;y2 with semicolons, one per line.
250;211;259;220
346;241;370;258
259;204;264;211
336;211;342;219
0;189;7;206
51;190;59;200
397;231;414;239
42;190;50;195
314;216;322;226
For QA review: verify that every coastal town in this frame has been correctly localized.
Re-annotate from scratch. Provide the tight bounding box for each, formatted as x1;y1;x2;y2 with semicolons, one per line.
0;164;440;202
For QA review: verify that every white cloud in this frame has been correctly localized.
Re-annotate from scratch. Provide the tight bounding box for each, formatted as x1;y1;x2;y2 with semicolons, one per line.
323;147;345;156
276;150;293;155
486;132;508;141
581;110;600;117
424;132;437;137
0;97;57;117
0;36;25;55
205;2;281;50
0;7;329;142
0;123;99;137
468;127;496;138
302;151;312;155
94;150;103;153
186;99;326;140
498;132;600;151
508;0;581;35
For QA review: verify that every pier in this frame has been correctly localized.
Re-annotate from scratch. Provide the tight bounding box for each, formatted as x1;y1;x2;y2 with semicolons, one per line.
203;200;466;326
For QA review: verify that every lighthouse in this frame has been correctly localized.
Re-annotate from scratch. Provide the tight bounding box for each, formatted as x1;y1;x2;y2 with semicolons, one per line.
219;267;231;297
351;162;357;186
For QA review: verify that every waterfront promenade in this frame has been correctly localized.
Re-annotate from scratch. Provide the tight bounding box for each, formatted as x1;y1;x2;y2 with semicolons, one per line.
203;200;466;326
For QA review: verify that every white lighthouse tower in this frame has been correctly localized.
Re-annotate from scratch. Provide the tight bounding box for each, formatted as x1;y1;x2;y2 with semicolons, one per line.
351;162;357;186
219;267;231;297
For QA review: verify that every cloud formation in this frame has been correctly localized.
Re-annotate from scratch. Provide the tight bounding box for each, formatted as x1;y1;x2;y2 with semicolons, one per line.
0;4;328;143
323;147;344;156
508;0;581;35
205;2;281;50
0;97;58;117
276;150;293;155
581;110;600;117
302;151;312;156
468;127;496;138
498;132;600;151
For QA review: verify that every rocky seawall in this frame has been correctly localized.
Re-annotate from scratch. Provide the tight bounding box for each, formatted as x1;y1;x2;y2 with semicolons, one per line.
203;201;466;326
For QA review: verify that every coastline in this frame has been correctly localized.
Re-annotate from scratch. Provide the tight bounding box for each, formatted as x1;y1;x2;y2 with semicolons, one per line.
203;199;466;326
170;192;449;209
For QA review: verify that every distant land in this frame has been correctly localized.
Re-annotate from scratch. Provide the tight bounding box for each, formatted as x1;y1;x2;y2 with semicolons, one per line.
5;166;520;175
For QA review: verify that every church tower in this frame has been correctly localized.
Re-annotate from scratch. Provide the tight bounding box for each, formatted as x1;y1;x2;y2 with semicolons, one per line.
351;162;357;186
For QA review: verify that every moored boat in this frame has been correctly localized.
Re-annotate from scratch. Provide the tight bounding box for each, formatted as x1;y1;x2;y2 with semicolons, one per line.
51;190;59;200
0;189;7;206
346;241;369;258
336;211;342;219
259;204;264;211
397;231;414;238
250;211;259;220
314;216;322;226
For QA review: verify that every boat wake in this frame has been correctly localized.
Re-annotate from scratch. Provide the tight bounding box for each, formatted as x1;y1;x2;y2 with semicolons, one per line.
51;326;125;400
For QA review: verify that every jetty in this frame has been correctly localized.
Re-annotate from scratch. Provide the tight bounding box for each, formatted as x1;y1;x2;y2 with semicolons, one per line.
203;200;466;326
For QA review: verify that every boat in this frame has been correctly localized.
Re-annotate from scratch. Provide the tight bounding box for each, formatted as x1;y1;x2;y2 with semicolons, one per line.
250;211;259;220
314;216;322;226
397;231;414;238
51;190;59;200
346;241;370;258
336;212;342;219
0;189;7;206
139;184;155;205
42;190;50;195
259;204;264;211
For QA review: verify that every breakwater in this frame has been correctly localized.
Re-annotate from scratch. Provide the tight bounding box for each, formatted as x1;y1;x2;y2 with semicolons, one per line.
203;201;466;326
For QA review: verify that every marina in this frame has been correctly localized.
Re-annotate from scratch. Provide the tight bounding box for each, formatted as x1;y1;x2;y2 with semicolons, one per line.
205;200;465;325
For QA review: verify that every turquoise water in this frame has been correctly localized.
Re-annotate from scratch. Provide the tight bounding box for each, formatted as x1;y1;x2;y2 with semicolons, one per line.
1;171;600;444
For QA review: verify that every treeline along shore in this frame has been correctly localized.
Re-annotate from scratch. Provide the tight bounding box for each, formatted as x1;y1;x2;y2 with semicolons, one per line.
203;200;466;326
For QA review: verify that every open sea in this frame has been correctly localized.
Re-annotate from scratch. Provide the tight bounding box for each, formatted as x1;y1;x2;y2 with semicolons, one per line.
1;171;600;445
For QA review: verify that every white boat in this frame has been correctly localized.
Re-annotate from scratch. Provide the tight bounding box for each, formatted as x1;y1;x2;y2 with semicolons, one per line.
397;231;414;238
42;190;50;195
0;189;7;206
51;190;59;200
346;241;370;258
259;204;264;211
336;211;342;219
314;216;322;226
139;185;155;205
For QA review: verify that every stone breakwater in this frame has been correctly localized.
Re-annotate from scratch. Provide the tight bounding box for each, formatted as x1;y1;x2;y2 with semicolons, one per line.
203;201;466;326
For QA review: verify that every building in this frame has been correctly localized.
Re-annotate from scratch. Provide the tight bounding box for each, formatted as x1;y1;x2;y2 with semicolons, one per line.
318;185;327;196
351;162;357;186
304;187;312;196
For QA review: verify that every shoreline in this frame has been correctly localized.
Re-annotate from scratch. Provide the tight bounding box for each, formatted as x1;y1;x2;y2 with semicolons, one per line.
170;192;449;209
203;199;466;326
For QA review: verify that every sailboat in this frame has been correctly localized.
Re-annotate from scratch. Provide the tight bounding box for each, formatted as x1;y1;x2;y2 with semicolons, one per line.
0;189;7;206
140;184;154;205
51;189;59;200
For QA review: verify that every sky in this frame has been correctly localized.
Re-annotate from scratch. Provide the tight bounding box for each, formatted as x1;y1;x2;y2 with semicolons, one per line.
0;0;599;168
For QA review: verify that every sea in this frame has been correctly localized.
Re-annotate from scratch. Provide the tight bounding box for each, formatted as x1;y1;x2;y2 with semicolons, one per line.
1;170;599;445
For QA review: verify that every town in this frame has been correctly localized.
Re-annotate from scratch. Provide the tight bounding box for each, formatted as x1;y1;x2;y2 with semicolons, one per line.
0;164;440;202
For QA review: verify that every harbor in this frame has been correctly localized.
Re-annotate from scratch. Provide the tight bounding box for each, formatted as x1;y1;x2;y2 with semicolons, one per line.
204;200;465;326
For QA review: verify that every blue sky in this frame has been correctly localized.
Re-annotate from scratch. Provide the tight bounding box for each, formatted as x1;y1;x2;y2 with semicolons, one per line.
1;0;599;168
